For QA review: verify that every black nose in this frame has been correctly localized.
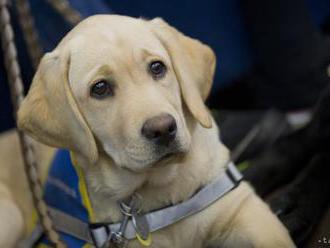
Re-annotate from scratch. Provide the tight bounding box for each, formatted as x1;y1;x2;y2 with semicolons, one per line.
141;114;177;146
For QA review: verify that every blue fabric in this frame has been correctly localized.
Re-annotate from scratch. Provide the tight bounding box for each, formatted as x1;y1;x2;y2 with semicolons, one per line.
39;149;88;247
30;0;112;52
306;0;330;26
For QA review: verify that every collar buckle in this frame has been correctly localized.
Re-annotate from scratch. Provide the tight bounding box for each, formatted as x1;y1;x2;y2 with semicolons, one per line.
89;223;128;248
90;195;141;248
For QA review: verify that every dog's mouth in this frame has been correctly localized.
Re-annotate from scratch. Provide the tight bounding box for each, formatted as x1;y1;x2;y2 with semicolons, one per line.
122;148;186;173
146;139;190;169
115;137;190;173
151;149;186;168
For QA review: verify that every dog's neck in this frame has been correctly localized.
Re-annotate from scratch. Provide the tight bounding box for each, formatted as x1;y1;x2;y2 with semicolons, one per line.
76;119;229;222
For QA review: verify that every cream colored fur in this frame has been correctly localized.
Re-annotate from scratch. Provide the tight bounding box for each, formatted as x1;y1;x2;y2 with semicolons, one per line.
0;15;295;247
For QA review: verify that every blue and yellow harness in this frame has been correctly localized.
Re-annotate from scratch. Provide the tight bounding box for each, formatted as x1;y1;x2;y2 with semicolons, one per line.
27;149;243;247
31;149;94;247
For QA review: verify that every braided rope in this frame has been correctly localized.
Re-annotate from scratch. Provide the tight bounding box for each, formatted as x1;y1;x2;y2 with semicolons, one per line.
14;0;43;68
47;0;82;26
0;1;65;247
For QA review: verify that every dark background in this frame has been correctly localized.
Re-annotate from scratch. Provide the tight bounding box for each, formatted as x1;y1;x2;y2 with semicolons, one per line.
1;0;330;132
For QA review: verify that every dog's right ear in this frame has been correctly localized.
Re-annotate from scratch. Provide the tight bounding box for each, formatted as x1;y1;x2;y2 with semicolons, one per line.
17;50;98;164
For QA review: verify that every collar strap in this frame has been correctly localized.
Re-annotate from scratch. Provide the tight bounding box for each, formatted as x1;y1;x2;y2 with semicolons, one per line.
32;162;242;247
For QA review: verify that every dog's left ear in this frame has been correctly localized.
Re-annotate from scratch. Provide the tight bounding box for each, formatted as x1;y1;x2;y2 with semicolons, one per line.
17;49;98;164
148;18;216;128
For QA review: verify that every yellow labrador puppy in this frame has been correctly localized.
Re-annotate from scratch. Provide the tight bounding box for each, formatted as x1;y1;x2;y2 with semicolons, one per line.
0;15;295;247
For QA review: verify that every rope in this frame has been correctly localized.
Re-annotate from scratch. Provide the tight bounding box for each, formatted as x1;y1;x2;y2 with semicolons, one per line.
47;0;82;26
14;0;43;68
14;0;83;68
0;1;65;247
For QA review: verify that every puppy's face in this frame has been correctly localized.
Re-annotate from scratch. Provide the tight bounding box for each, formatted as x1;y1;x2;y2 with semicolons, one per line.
68;20;190;171
18;15;216;172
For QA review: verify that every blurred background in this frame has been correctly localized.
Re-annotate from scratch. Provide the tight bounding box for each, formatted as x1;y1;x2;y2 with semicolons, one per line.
1;0;330;247
2;0;330;128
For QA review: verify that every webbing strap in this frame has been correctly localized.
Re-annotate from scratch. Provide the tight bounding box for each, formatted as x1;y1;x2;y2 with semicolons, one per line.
49;207;93;242
24;162;243;247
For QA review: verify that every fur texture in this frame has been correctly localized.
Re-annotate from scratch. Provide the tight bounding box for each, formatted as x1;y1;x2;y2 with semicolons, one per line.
0;15;294;247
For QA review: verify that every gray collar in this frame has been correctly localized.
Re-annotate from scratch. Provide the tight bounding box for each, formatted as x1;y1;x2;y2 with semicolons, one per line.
23;162;242;248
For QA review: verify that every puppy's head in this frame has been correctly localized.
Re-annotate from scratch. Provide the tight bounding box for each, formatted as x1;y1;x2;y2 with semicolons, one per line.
17;15;216;171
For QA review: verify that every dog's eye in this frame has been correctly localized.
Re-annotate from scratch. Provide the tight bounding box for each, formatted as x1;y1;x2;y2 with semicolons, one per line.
149;61;166;79
90;80;114;99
